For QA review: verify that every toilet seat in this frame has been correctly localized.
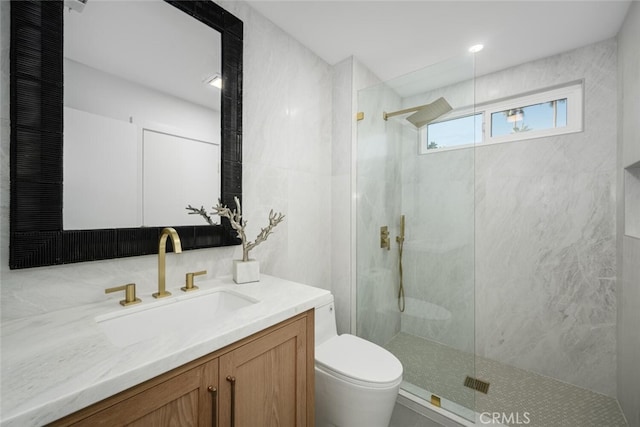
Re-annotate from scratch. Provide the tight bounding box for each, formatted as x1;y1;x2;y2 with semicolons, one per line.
315;334;403;389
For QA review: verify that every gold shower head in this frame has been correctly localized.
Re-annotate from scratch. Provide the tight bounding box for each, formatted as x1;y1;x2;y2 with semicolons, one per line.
383;97;453;129
406;97;452;128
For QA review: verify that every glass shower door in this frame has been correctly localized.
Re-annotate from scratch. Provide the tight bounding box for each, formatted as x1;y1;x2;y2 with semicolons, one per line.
355;54;477;421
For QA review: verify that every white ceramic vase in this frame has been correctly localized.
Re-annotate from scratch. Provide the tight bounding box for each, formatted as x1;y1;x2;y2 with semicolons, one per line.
233;259;260;284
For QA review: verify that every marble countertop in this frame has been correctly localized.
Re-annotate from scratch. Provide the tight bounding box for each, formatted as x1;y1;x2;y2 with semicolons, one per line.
0;275;332;427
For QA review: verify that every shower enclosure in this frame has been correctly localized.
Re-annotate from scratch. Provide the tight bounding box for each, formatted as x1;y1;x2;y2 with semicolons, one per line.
355;47;627;426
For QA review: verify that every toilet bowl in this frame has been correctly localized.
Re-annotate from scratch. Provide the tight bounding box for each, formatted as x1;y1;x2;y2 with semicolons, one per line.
314;297;403;427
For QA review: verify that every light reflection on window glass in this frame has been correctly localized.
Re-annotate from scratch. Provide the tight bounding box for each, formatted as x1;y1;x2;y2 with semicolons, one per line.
491;99;567;137
426;113;482;150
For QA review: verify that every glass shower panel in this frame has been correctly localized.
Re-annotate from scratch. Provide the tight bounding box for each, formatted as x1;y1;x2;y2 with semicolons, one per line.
355;80;403;348
356;54;477;421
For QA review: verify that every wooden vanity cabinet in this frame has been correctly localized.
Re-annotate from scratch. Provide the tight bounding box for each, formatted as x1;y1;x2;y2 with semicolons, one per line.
219;313;310;426
50;310;314;427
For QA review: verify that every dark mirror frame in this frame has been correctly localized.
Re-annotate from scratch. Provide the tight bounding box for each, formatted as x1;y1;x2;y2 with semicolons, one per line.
9;0;243;269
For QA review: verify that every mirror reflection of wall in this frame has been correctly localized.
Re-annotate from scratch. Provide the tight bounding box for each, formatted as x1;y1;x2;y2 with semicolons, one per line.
63;1;221;230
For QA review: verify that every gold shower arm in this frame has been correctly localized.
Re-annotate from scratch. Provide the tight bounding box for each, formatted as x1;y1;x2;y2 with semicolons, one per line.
383;105;427;121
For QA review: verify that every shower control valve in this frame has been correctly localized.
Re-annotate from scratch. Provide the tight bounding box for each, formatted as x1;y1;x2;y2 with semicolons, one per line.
380;226;391;250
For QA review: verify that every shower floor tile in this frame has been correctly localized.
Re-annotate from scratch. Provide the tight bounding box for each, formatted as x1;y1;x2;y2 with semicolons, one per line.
384;332;628;427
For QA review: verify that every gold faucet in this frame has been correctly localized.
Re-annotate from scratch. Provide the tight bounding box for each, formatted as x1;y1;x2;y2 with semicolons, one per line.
154;227;182;299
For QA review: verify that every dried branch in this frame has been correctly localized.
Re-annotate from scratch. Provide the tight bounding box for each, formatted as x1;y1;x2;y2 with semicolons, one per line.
244;210;285;255
213;197;247;251
185;205;217;226
213;197;285;262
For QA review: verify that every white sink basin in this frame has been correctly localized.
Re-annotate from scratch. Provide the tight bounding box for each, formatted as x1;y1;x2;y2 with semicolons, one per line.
96;288;259;347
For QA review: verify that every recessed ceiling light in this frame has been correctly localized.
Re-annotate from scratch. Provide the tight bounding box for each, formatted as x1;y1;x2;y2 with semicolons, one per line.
204;74;222;89
468;44;484;53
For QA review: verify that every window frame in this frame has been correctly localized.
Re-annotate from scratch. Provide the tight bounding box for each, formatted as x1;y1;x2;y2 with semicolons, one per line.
418;81;584;155
484;82;583;145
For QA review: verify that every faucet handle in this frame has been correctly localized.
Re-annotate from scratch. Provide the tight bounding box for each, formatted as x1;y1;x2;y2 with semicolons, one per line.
182;270;207;292
105;283;141;306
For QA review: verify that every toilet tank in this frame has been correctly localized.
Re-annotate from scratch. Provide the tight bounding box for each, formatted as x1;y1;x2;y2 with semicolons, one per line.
315;297;337;346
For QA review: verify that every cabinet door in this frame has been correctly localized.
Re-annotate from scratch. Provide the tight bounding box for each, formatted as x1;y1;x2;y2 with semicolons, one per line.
56;358;219;427
219;317;310;427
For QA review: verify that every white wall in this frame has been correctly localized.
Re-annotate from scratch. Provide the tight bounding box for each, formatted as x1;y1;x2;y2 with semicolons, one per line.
0;1;332;320
617;1;640;424
64;107;140;229
220;0;333;291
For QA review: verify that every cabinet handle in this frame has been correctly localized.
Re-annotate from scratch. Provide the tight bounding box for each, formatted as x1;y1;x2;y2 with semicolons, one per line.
226;376;236;427
208;386;217;427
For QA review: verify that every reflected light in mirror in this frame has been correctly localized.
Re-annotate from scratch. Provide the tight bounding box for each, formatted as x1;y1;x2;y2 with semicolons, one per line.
205;74;222;89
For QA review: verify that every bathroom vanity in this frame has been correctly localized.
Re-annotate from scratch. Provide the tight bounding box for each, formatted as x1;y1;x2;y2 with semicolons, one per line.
0;275;331;427
52;311;311;426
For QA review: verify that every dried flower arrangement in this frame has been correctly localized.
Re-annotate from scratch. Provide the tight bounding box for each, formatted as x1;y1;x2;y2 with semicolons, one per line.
186;197;285;262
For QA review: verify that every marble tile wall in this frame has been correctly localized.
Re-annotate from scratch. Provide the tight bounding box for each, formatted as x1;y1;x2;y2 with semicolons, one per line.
331;58;354;335
474;39;618;397
619;236;640;424
624;167;640;238
394;40;619;397
0;1;333;320
616;1;640;424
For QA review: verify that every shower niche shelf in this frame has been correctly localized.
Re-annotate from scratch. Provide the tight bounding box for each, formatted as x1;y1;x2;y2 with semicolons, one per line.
624;160;640;239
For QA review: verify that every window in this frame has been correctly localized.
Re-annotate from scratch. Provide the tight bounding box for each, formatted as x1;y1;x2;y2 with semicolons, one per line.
484;82;582;144
490;99;567;137
421;112;482;152
419;81;583;154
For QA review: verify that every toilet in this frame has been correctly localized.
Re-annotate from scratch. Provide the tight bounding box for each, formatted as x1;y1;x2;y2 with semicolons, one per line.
314;296;403;427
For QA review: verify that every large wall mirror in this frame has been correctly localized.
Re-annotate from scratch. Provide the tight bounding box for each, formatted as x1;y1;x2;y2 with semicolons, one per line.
10;0;243;269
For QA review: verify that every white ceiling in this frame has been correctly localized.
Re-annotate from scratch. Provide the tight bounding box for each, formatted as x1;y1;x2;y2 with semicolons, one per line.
246;0;632;82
